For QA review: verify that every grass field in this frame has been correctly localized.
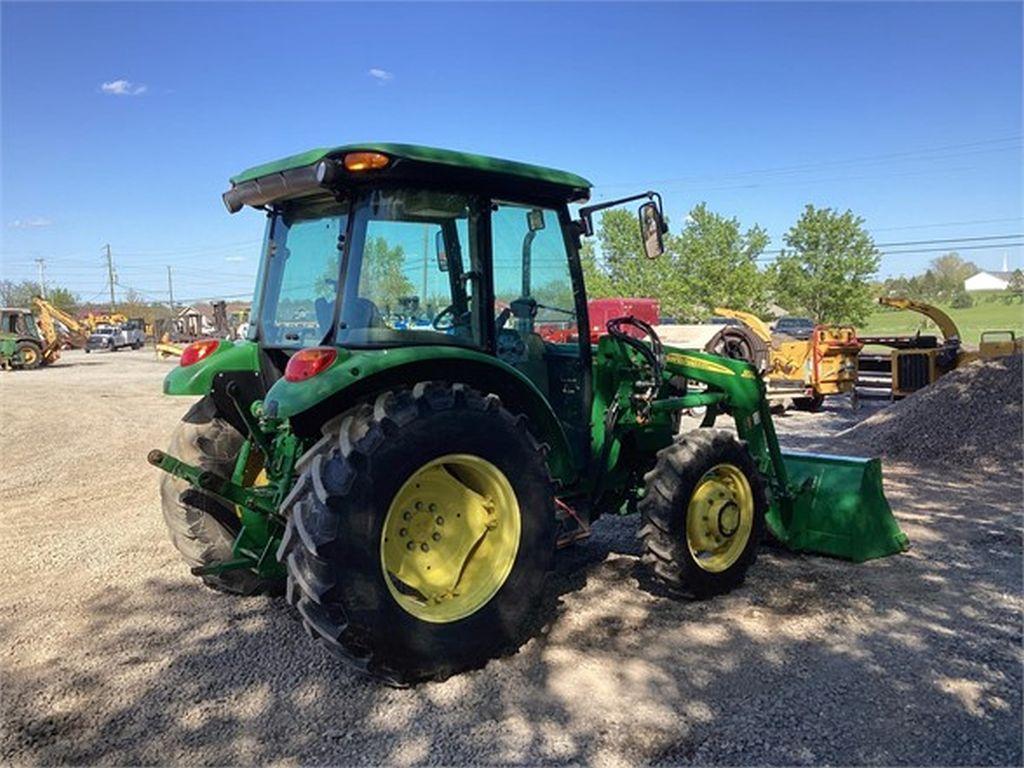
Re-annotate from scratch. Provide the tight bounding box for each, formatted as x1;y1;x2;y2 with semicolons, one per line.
860;298;1024;346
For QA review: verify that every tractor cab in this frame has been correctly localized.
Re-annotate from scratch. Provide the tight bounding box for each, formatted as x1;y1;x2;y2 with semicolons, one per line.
1;308;42;341
228;144;665;463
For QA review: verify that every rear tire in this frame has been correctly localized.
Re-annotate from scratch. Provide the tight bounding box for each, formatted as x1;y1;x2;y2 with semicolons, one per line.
159;396;281;596
278;382;556;684
638;430;766;598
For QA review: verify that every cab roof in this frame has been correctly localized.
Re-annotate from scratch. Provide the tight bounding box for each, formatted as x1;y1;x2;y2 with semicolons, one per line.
229;142;592;199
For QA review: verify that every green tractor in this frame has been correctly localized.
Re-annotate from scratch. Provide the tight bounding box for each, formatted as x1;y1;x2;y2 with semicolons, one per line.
151;144;908;684
0;308;45;370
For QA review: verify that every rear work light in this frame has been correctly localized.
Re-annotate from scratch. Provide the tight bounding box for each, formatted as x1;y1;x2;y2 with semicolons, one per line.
343;152;390;172
180;339;220;367
285;347;338;382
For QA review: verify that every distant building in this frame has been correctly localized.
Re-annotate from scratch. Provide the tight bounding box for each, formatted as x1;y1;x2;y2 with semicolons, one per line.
964;270;1013;292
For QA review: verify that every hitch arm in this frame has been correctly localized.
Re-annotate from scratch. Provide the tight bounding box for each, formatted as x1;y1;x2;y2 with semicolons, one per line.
147;449;278;517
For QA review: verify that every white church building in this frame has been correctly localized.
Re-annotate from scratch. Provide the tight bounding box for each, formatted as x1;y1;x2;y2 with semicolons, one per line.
964;255;1015;292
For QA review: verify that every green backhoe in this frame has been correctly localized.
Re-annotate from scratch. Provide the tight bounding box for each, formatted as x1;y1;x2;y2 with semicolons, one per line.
150;144;907;684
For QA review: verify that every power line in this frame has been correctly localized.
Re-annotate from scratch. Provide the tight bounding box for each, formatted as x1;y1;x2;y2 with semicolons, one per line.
869;217;1023;233
755;240;1022;262
593;134;1022;190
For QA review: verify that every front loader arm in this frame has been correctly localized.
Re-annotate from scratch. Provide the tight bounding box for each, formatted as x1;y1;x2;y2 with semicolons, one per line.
659;347;789;491
601;333;907;563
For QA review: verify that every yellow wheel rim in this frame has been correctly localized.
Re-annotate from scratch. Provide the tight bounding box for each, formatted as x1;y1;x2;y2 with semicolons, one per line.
21;348;38;366
685;463;754;573
380;454;521;623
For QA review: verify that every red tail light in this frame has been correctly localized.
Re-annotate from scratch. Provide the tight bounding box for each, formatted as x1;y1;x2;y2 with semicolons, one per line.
285;347;338;382
180;339;220;367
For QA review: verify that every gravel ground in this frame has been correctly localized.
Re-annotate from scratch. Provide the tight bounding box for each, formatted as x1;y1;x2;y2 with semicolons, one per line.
1;350;1021;766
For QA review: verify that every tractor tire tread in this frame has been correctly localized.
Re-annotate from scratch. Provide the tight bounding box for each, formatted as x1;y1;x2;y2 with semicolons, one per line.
159;396;283;596
638;429;766;599
280;380;555;685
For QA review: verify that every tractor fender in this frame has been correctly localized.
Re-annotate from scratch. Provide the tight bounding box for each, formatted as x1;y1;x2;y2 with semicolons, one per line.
163;340;260;396
264;346;577;484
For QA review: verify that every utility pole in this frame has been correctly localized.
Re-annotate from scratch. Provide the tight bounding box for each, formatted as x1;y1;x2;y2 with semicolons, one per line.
166;266;175;314
34;257;47;299
104;244;116;313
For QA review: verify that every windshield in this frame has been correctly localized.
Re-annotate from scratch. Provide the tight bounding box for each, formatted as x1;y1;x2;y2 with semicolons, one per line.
259;200;349;348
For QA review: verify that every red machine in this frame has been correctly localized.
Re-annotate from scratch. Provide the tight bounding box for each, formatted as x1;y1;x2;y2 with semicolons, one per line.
538;298;661;344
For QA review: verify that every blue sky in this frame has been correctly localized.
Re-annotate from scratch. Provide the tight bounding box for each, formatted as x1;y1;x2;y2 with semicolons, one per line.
2;2;1021;305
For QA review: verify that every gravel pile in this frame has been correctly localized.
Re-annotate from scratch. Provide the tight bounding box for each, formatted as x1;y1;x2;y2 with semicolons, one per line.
841;354;1023;468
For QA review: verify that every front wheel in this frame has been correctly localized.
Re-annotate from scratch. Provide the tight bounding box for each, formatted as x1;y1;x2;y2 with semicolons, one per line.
638;430;766;598
279;382;555;684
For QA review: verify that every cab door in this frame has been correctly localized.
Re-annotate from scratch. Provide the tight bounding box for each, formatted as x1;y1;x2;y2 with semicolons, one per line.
489;201;591;467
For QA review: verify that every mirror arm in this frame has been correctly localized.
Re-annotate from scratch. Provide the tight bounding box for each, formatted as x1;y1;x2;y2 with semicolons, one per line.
576;191;665;236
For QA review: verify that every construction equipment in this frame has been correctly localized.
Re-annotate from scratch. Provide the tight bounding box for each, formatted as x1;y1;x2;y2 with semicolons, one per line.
0;308;46;369
712;308;862;410
82;311;129;331
31;296;91;364
149;143;907;684
656;317;770;371
860;297;1022;397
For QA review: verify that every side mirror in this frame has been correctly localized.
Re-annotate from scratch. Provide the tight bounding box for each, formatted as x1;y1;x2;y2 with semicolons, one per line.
638;201;666;259
434;230;449;272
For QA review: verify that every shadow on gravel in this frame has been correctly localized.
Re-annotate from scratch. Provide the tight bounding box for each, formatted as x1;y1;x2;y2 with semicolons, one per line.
3;467;1021;766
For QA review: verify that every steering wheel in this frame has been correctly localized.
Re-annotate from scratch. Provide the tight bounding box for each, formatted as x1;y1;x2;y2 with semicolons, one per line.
432;304;456;331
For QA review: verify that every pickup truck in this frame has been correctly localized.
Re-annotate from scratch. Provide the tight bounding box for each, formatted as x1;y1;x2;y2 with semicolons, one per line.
85;322;145;352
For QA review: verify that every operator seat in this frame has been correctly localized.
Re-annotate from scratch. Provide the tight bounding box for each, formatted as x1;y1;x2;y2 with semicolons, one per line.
345;297;385;330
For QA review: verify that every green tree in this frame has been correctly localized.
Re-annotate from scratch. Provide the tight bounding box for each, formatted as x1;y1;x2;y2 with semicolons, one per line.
579;239;614;298
923;252;978;302
1005;269;1024;304
676;203;770;319
950;289;973;309
770;205;880;325
0;280;78;312
593;208;674;306
360;237;414;313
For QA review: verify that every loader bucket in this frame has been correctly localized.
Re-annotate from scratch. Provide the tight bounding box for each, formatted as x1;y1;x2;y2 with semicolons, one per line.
766;452;909;562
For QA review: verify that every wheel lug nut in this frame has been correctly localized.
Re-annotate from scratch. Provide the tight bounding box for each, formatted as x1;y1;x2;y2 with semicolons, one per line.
429;503;437;512
399;528;407;537
415;501;423;510
436;516;444;525
406;541;415;550
421;543;429;552
403;510;411;520
432;532;441;541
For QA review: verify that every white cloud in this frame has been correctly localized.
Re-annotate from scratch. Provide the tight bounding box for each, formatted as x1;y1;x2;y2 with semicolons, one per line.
224;255;245;263
7;217;53;229
101;79;147;96
368;68;394;84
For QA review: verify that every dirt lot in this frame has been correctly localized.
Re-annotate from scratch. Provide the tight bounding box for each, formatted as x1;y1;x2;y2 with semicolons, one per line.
2;350;1021;766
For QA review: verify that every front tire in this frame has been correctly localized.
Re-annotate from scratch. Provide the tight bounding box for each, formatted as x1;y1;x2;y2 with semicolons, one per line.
638;430;766;598
279;382;555;684
159;396;281;595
